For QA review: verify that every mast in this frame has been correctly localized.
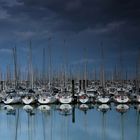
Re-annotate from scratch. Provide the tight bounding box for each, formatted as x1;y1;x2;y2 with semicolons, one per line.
29;40;33;89
100;43;105;88
13;46;18;89
94;66;97;82
6;64;11;85
137;51;140;90
119;46;123;86
84;48;88;89
42;48;46;86
48;37;52;90
63;39;67;89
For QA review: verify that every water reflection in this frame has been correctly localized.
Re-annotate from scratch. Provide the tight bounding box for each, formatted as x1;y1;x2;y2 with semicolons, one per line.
0;104;139;140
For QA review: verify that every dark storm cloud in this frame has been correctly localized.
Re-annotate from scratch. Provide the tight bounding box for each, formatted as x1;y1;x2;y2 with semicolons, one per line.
0;0;139;32
4;0;139;31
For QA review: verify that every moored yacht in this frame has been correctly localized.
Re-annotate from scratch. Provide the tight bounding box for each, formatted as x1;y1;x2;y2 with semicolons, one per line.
37;88;56;104
3;90;21;104
96;94;110;104
58;91;72;104
113;88;130;103
96;89;110;104
22;89;36;105
78;90;89;104
86;86;98;103
114;94;130;104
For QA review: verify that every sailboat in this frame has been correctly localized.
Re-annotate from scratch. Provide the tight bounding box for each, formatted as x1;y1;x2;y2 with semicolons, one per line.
79;50;90;103
134;58;140;103
22;41;36;105
59;40;72;104
78;89;89;104
38;39;57;104
58;92;72;104
38;91;52;104
3;92;21;104
97;89;110;104
97;46;110;104
3;47;21;104
114;88;130;104
114;47;130;104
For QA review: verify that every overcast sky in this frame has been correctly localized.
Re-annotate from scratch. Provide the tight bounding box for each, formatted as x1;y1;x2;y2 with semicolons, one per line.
0;0;140;78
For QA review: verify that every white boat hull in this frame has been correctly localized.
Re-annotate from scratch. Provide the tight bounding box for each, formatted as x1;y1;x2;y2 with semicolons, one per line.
3;96;21;104
114;96;129;104
78;92;89;104
22;96;35;105
59;96;72;104
38;95;51;104
97;97;110;104
136;95;140;103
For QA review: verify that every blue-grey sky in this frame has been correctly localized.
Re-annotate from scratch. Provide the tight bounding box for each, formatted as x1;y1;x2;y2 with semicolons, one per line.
0;0;140;78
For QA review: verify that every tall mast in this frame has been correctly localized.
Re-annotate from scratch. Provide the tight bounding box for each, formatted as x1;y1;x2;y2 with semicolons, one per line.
42;48;46;85
100;43;105;88
94;66;97;81
84;48;87;89
136;51;140;90
63;39;67;88
48;37;52;90
6;65;11;84
13;46;18;89
29;40;33;89
119;45;123;85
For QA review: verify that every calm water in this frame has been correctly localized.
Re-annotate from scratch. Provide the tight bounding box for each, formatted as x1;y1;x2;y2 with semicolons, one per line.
0;104;139;140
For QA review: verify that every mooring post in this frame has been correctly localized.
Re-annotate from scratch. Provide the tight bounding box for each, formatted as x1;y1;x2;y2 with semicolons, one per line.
72;79;75;102
86;80;89;87
1;81;3;91
83;80;85;91
79;80;81;91
72;105;75;123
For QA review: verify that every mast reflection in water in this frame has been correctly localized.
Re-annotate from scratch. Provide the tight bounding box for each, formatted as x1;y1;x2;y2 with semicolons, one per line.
0;104;138;140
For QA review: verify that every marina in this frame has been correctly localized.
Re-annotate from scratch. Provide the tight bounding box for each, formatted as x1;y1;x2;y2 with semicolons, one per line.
0;39;139;140
0;79;140;105
0;0;139;139
0;44;139;106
